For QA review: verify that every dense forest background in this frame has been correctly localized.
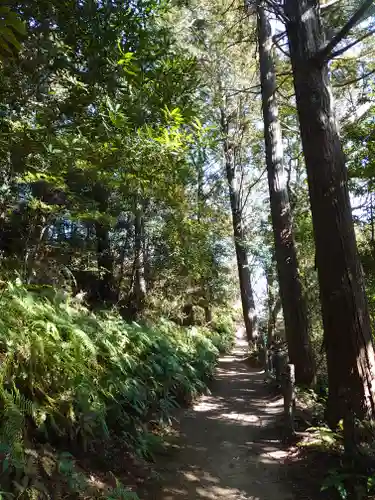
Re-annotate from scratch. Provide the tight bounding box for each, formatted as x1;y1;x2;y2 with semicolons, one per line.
0;0;375;498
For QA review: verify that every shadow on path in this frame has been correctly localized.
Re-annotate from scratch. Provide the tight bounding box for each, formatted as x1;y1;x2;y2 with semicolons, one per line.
142;338;295;500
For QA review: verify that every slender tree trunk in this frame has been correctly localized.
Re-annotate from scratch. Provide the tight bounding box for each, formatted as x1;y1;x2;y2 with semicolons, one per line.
143;235;151;291
266;265;275;344
284;0;375;424
133;198;147;314
268;294;282;345
196;146;212;321
92;183;116;305
117;224;131;291
258;3;315;385
95;220;116;304
221;109;257;342
370;191;374;246
197;147;205;224
205;306;213;324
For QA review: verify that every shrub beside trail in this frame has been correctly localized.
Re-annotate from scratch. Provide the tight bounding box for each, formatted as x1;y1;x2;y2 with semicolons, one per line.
0;282;234;499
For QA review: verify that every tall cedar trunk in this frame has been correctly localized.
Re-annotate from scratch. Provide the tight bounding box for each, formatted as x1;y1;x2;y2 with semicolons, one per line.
258;3;315;385
221;110;257;342
284;0;375;424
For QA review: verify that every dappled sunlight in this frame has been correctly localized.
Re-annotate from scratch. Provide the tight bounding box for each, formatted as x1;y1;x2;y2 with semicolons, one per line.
195;484;258;499
219;412;260;424
266;396;284;408
261;449;289;461
218;355;238;363
215;368;245;376
143;339;294;500
163;488;189;499
160;463;267;500
182;470;220;484
184;444;209;453
193;399;224;412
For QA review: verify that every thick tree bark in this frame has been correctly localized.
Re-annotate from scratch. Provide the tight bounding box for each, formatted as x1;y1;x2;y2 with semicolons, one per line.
284;0;375;424
258;3;315;386
221;109;257;342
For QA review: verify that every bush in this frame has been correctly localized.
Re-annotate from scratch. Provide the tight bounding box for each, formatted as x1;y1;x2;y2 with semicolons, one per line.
211;310;236;353
0;282;234;498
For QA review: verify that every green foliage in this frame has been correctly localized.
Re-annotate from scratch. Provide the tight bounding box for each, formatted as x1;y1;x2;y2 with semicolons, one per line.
321;468;375;500
301;424;344;451
299;420;375;499
106;477;140;500
0;0;235;321
321;469;352;499
57;453;140;499
211;310;236;352
0;282;233;497
0;7;25;58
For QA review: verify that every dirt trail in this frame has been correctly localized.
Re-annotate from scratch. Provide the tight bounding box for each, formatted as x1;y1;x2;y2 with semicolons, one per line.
143;337;296;500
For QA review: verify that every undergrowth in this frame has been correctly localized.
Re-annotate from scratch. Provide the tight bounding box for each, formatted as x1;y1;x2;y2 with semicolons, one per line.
298;421;375;499
0;282;234;498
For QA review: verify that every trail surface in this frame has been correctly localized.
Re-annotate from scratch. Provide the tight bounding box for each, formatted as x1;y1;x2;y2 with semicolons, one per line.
144;337;296;500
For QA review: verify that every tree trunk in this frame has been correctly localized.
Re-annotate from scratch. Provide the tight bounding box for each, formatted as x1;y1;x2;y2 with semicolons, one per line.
133;198;146;314
196;145;212;323
95;220;116;304
284;0;375;424
92;183;116;305
258;3;315;386
265;261;279;344
268;295;281;345
205;306;213;324
221;109;257;343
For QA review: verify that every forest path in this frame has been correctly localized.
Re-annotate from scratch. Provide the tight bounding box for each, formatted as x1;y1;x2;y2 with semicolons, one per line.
142;336;296;500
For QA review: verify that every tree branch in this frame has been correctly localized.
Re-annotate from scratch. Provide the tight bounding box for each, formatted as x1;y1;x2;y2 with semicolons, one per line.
241;168;267;212
319;0;375;61
275;74;292;94
281;121;299;133
333;68;375;88
220;0;238;16
273;30;287;41
276;88;297;106
276;70;292;77
226;35;257;49
330;28;375;59
272;36;290;58
263;0;289;22
226;84;261;97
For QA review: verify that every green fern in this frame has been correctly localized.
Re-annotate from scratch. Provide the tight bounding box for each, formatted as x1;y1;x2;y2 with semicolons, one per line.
0;281;233;498
0;7;26;57
106;477;139;500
